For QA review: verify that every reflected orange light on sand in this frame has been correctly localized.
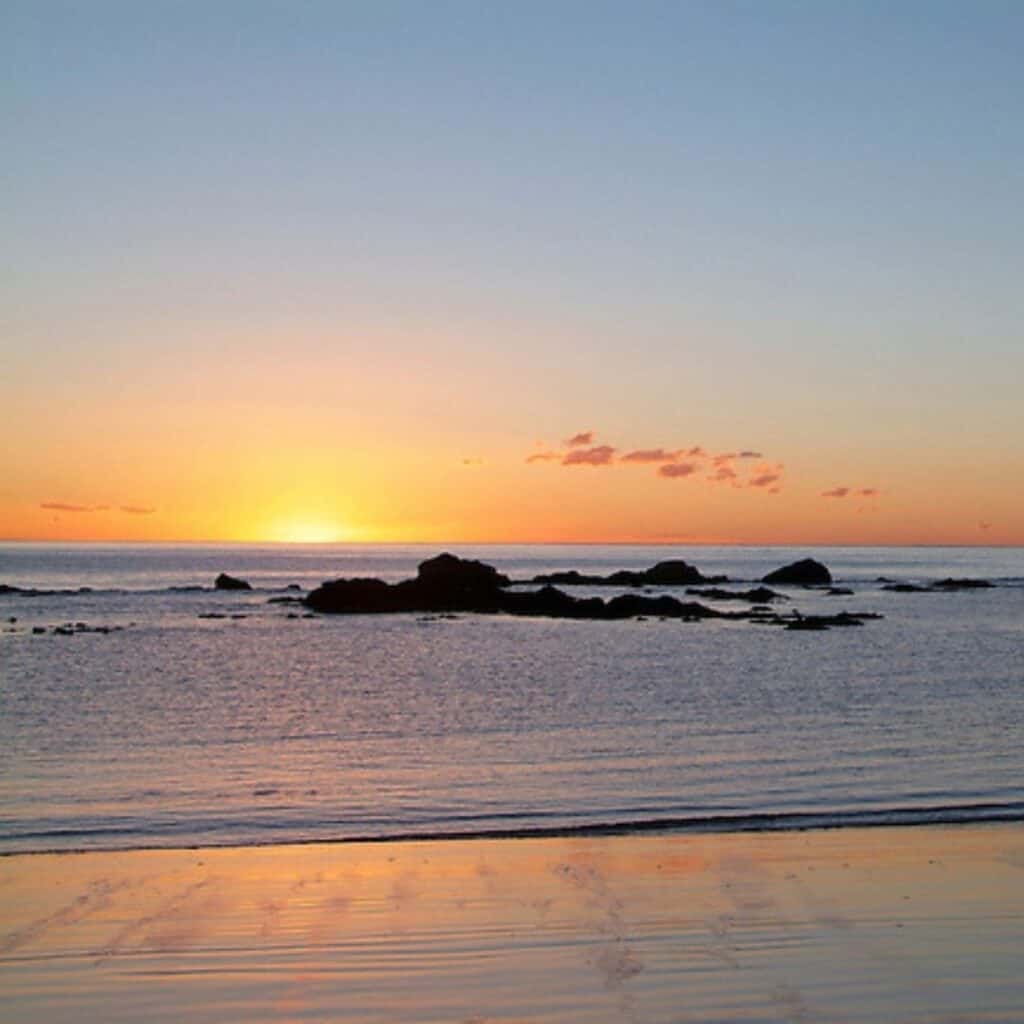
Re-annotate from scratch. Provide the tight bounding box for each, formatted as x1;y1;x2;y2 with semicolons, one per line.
3;828;1024;1022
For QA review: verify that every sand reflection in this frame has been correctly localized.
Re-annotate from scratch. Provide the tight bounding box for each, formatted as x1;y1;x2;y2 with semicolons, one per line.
1;826;1022;1022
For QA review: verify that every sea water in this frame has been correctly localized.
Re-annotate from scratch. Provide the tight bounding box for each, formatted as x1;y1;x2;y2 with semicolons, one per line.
1;543;1022;854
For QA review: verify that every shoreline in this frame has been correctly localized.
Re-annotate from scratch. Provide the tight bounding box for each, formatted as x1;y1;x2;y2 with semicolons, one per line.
3;822;1022;1022
5;800;1024;859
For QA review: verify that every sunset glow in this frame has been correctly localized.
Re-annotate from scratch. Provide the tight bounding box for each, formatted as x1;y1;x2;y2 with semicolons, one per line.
3;3;1022;547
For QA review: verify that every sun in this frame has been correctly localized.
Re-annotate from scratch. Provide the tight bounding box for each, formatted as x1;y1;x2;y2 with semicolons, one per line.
270;519;348;544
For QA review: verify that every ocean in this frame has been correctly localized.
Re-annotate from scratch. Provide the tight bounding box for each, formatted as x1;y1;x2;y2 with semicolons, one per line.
2;543;1022;855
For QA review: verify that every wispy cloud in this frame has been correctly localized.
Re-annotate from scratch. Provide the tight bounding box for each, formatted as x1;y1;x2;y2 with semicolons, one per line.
658;462;698;479
40;502;106;513
822;486;880;499
525;432;778;488
748;463;784;490
620;448;681;464
564;431;594;448
120;505;155;515
563;445;616;466
460;457;484;467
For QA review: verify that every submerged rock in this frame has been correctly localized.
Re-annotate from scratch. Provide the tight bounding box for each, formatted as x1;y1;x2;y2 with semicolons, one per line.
762;559;832;586
215;573;252;591
884;578;993;593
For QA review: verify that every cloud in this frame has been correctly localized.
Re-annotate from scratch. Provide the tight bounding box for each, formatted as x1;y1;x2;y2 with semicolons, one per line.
461;457;484;467
749;468;782;488
738;450;762;459
525;451;561;463
620;448;681;464
709;465;737;482
658;462;699;479
563;445;616;466
712;452;737;466
564;431;594;448
686;446;706;458
40;502;104;513
120;505;155;515
822;486;879;499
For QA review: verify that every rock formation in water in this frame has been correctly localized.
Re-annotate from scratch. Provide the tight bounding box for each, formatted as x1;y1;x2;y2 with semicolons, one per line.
761;558;832;586
530;560;726;586
215;573;252;591
304;553;881;630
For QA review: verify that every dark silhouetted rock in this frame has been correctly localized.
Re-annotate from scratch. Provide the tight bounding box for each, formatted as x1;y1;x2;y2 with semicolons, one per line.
215;573;252;591
762;559;832;586
303;552;882;628
687;586;784;603
882;583;929;593
531;560;725;587
414;552;510;600
826;587;854;596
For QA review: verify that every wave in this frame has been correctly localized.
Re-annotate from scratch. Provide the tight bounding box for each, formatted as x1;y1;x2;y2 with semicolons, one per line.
4;800;1023;857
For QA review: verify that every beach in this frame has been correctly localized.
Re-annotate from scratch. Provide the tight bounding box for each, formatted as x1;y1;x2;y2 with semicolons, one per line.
3;823;1022;1023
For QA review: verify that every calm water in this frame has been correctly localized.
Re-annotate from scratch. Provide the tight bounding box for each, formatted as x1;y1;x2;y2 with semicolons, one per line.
2;543;1023;854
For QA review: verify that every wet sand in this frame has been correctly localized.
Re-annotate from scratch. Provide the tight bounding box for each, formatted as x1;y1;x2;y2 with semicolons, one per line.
2;824;1022;1022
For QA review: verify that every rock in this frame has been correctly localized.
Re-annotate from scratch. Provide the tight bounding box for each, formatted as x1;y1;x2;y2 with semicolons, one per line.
641;560;708;585
883;578;993;593
215;573;252;591
762;559;832;586
826;587;854;596
687;586;784;603
303;552;881;628
415;552;510;597
531;560;725;587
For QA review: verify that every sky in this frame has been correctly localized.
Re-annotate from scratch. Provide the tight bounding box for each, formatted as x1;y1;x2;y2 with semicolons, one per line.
3;1;1022;545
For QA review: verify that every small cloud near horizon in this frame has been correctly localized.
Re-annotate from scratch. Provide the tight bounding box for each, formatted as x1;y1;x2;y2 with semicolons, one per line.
120;505;156;515
564;431;594;448
563;445;616;466
460;457;484;467
748;463;784;489
822;486;880;499
524;433;777;486
40;502;107;513
620;448;681;464
658;462;698;479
